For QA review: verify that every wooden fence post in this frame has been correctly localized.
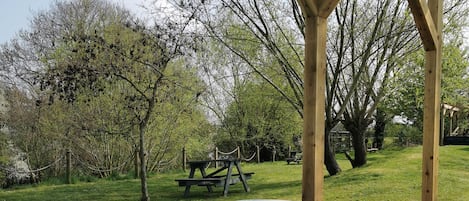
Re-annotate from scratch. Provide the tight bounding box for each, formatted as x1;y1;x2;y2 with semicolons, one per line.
256;145;260;163
237;146;241;159
182;147;187;172
66;149;71;184
272;146;276;162
215;147;219;168
288;145;292;157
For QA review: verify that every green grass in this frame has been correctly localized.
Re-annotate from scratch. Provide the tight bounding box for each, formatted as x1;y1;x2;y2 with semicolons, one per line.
1;146;468;201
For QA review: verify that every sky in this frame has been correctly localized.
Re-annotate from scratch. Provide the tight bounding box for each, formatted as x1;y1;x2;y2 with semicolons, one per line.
0;0;148;44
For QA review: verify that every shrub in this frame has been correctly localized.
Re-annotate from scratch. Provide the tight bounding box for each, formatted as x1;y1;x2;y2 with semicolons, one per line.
385;123;422;146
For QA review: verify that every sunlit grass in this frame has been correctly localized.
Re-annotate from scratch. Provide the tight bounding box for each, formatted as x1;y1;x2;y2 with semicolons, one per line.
1;146;468;201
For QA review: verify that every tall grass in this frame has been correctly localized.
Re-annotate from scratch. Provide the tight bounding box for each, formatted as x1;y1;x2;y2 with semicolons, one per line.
0;146;468;201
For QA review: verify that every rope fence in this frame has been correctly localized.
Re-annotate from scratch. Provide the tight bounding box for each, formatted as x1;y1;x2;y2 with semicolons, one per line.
181;145;292;170
0;156;63;174
72;152;134;173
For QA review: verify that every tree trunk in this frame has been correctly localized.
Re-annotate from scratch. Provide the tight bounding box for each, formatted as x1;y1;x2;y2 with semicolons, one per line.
351;131;367;167
374;108;386;149
139;123;150;201
324;130;341;175
134;146;140;179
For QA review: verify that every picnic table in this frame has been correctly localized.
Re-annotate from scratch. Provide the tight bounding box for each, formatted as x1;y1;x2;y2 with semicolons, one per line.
175;159;254;197
286;151;302;164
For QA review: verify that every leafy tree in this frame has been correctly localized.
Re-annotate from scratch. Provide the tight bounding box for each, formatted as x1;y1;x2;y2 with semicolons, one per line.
219;81;302;161
1;1;207;200
387;43;469;134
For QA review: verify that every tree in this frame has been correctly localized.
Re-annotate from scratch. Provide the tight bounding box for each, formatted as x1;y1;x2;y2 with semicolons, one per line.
219;80;302;161
387;43;469;134
383;0;469;135
330;0;422;167
1;1;207;200
174;0;344;175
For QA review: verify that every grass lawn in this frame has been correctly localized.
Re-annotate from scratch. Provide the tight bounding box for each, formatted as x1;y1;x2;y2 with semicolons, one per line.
1;146;468;201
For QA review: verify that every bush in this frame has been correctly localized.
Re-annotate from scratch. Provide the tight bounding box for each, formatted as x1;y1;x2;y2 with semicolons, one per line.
385;123;422;146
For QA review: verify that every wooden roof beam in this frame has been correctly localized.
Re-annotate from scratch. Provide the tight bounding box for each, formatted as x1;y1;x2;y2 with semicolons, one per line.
318;0;340;18
296;0;318;17
297;0;340;18
408;0;439;51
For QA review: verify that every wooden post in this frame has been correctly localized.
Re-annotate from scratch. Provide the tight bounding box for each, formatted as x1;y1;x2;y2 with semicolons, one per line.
182;147;187;172
66;149;71;184
288;145;292;157
421;46;441;201
215;147;219;168
237;146;241;159
272;146;276;162
407;0;443;200
302;14;326;201
256;145;260;163
449;111;454;135
296;1;339;200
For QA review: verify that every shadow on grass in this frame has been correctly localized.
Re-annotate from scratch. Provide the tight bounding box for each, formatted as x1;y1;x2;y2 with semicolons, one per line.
158;180;301;201
458;146;469;152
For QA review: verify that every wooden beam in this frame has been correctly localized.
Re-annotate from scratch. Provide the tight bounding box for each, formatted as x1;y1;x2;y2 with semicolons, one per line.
302;14;326;201
297;0;318;16
408;0;439;51
318;0;340;18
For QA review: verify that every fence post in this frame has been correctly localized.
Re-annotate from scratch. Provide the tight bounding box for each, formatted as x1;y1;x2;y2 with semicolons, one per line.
237;146;241;159
66;149;71;184
272;146;276;162
182;147;187;172
215;147;219;168
256;145;260;163
288;145;292;157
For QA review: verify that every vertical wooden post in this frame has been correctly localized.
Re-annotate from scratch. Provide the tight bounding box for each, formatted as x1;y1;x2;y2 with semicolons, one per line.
288;145;292;158
66;149;72;184
182;147;187;172
449;111;454;135
422;0;442;200
296;1;339;200
302;14;327;201
422;49;441;201
237;146;241;159
256;145;260;163
407;0;442;199
272;146;276;162
215;147;219;168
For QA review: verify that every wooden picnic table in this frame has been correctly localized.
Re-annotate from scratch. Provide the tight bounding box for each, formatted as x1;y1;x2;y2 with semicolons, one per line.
175;159;254;197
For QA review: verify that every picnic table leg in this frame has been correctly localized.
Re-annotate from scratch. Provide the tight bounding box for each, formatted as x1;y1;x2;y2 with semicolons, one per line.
199;167;214;193
223;162;234;197
183;167;196;197
235;161;250;192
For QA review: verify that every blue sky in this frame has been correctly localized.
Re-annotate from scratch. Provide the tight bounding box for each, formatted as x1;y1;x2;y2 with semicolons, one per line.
0;0;52;43
0;0;147;44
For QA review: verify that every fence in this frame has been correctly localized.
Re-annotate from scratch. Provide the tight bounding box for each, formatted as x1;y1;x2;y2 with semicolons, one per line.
181;145;296;171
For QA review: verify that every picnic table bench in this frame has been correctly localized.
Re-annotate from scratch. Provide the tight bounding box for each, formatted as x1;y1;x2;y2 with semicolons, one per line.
175;159;254;197
286;151;302;164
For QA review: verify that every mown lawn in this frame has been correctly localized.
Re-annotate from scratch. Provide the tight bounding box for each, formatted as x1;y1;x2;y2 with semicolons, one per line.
1;146;468;201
